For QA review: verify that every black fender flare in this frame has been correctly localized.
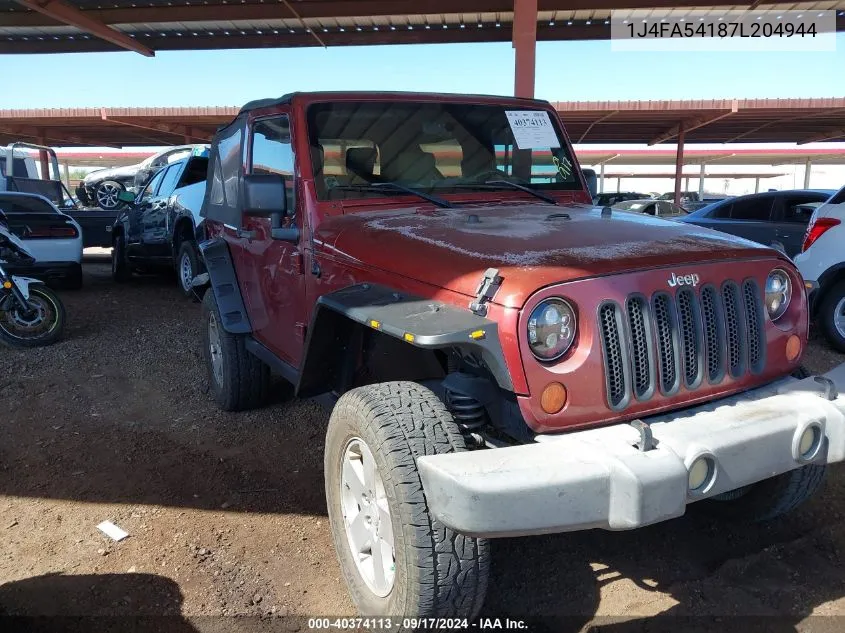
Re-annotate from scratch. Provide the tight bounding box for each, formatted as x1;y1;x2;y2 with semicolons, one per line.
197;237;251;334
296;283;513;398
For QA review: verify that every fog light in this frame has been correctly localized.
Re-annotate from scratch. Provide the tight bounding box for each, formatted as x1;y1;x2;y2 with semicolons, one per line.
799;426;821;460
786;335;801;362
540;382;567;414
688;456;715;492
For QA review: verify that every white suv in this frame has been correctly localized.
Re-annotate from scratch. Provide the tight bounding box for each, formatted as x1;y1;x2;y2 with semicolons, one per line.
794;185;845;351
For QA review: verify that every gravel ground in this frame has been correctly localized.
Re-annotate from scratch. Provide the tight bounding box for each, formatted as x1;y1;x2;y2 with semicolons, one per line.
2;259;845;632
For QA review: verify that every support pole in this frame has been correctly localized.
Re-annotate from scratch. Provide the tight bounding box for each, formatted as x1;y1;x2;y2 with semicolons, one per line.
754;177;760;194
698;163;705;197
803;158;812;189
512;0;538;98
36;131;49;180
684;176;689;194
599;163;605;193
63;161;70;189
673;123;686;205
617;178;621;193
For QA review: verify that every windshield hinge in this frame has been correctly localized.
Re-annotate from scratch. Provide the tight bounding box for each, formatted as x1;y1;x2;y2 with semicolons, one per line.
468;268;502;317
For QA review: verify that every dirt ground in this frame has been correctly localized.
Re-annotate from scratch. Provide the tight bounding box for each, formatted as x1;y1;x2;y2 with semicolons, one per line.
2;259;845;632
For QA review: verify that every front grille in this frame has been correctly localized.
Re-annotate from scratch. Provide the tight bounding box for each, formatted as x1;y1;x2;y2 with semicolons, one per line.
599;278;766;409
599;302;628;409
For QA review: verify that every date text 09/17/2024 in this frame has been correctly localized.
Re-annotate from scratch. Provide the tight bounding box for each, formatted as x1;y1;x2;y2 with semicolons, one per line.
306;618;528;630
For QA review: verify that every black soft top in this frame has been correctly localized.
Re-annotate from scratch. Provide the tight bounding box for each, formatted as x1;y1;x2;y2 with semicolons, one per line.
236;91;548;117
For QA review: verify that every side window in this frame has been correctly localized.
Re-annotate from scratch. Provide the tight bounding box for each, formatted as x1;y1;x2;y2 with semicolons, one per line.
729;197;774;221
177;157;209;188
157;163;183;198
138;167;168;203
250;116;295;214
781;196;822;224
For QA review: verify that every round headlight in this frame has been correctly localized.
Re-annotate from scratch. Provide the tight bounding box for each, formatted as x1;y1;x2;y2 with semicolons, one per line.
527;298;577;361
765;269;792;321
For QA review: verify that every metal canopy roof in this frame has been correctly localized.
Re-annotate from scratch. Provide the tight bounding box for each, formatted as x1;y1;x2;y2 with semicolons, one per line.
0;106;238;147
3;98;845;147
579;148;845;166
1;1;844;55
559;98;845;145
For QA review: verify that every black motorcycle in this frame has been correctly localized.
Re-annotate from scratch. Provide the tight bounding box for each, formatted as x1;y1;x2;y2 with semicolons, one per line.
0;210;66;348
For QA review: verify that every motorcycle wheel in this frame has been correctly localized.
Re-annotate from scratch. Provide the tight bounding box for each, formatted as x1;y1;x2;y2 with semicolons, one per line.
0;285;66;348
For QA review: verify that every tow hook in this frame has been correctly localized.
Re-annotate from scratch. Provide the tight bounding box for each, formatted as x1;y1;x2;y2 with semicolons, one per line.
468;268;502;317
778;375;839;401
630;419;656;452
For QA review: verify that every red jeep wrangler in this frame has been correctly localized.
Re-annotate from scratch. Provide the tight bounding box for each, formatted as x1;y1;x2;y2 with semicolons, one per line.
198;91;845;620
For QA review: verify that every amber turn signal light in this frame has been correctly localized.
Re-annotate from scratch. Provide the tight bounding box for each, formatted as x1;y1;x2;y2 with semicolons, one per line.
786;335;801;362
540;382;567;414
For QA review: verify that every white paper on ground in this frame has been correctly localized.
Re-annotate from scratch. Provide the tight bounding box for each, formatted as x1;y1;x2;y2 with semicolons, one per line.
505;110;560;150
97;520;129;541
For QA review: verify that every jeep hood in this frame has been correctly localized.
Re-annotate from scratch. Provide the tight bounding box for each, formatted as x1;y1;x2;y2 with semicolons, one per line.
316;203;778;309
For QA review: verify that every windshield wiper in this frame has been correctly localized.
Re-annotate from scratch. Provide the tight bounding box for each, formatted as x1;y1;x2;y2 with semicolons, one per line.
333;183;453;208
481;180;558;205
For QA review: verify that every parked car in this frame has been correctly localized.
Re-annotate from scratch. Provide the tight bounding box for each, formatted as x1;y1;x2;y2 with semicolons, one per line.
111;151;209;296
613;198;688;218
678;189;835;258
76;145;202;211
594;191;651;206
0;192;83;289
0;147;38;188
794;185;845;351
196;91;844;621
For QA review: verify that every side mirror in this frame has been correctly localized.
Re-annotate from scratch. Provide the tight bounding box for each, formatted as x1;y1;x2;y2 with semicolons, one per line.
117;189;136;204
581;168;598;200
242;174;298;242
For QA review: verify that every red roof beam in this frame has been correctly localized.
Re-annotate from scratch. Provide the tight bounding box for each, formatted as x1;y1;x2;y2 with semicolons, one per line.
12;0;154;56
649;101;738;145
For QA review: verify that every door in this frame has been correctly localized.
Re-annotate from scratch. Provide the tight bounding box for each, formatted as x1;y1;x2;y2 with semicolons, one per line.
141;162;183;257
771;192;829;258
241;114;306;367
125;167;167;255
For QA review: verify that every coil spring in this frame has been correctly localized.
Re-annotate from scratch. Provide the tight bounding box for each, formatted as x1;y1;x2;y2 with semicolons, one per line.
444;388;486;432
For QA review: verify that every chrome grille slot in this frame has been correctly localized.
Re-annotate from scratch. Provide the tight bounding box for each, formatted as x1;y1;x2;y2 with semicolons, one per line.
652;292;680;395
722;282;747;378
677;288;704;388
626;296;655;400
700;285;726;383
743;280;766;373
598;302;629;410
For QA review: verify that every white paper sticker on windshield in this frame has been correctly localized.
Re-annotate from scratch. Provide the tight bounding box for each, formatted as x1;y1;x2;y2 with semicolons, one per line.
505;111;561;150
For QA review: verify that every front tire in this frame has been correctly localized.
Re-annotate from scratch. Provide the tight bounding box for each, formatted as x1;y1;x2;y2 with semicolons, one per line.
201;289;269;411
95;180;125;211
703;464;827;522
176;240;201;300
325;382;489;622
0;285;66;348
818;281;845;353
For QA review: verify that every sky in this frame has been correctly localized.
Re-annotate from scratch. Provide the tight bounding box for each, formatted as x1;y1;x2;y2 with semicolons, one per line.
2;35;845;108
3;36;844;193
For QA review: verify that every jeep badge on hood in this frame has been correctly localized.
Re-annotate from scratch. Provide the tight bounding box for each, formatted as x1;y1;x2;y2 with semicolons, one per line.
668;272;700;287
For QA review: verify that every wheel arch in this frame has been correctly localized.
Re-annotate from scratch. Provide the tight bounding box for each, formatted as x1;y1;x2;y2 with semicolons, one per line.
813;262;845;317
172;215;196;251
296;283;513;398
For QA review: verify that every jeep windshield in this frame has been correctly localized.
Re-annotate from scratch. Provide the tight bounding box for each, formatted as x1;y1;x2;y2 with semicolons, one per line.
306;101;581;204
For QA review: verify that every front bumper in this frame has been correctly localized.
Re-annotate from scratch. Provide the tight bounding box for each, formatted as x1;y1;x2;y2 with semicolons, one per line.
417;365;845;537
